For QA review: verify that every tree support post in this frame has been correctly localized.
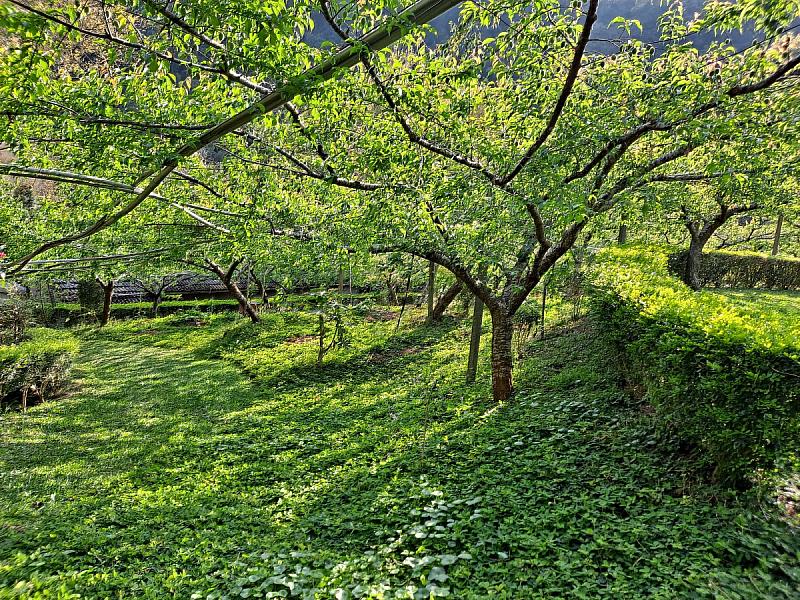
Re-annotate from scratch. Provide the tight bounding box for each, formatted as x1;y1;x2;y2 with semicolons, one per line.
466;294;484;383
772;213;784;256
426;261;437;323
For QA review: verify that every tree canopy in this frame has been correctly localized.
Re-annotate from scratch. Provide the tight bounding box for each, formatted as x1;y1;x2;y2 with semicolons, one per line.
2;0;800;399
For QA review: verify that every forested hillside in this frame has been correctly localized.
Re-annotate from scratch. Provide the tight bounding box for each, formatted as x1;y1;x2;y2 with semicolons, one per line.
302;0;757;51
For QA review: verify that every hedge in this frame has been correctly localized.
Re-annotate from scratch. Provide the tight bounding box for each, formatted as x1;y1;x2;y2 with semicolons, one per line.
668;249;800;290
0;328;78;410
590;246;800;485
0;299;29;345
35;293;384;326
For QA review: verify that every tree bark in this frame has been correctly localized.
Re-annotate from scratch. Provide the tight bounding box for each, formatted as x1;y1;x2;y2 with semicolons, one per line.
431;280;464;321
425;261;437;323
683;234;705;291
249;267;271;309
250;269;265;303
97;279;114;326
229;280;259;323
47;282;56;309
37;283;46;314
152;290;163;317
144;277;170;317
395;257;415;331
772;213;784;256
490;310;514;401
385;274;399;305
617;223;628;244
466;294;484;384
206;260;260;323
348;255;353;302
680;202;758;291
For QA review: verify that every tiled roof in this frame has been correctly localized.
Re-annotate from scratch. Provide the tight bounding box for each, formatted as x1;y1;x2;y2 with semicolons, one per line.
164;273;235;294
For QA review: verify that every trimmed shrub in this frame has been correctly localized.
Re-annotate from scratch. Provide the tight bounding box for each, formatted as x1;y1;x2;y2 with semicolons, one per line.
0;329;78;410
0;299;31;344
668;249;800;290
590;246;800;485
76;279;104;320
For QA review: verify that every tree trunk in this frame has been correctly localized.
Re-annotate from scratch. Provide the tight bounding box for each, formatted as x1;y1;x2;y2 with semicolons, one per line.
490;310;514;402
262;270;275;307
348;256;353;303
37;283;46;313
151;289;163;317
98;280;114;327
229;280;260;323
683;235;704;291
617;223;628;244
425;261;437;323
252;275;265;305
338;267;344;293
385;275;398;305
431;281;464;321
47;282;56;309
772;213;784;256
206;260;260;323
466;294;484;384
680;202;759;291
395;257;415;332
249;268;270;310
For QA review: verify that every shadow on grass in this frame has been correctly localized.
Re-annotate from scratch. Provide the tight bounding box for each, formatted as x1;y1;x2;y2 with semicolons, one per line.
1;320;798;598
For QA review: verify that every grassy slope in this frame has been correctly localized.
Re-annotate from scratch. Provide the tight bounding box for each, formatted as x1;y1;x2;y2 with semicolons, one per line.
1;312;798;598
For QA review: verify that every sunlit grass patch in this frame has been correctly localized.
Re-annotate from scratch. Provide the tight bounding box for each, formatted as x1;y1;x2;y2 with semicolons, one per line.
1;313;798;598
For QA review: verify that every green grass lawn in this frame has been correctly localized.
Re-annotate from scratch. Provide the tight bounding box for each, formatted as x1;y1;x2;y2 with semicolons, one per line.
50;292;382;314
1;310;798;598
712;288;800;320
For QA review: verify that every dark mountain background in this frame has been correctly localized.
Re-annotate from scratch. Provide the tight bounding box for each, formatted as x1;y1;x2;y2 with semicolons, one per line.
302;0;755;53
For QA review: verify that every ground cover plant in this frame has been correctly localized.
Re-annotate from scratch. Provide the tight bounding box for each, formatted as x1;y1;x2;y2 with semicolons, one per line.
36;299;248;327
1;309;799;598
53;299;247;313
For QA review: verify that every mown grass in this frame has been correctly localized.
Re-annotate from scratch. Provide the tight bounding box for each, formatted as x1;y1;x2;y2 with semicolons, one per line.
1;310;798;598
51;292;381;314
53;298;243;311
